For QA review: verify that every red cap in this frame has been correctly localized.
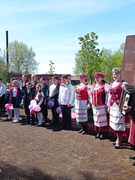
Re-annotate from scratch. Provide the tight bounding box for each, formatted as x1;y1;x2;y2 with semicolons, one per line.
94;72;105;79
79;73;87;79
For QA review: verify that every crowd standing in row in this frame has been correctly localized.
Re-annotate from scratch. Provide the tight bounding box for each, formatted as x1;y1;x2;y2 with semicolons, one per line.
0;69;135;166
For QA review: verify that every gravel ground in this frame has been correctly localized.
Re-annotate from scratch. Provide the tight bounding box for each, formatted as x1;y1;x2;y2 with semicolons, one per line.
0;110;135;180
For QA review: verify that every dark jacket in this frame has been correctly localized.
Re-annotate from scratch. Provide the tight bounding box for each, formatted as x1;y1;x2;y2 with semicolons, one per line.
23;88;35;107
5;89;10;104
49;84;60;102
10;87;22;105
42;83;49;103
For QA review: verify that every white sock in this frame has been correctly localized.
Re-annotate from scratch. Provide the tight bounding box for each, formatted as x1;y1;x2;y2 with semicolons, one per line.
37;112;43;125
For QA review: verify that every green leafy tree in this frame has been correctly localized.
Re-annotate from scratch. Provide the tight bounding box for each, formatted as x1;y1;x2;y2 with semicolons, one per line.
48;60;55;74
0;49;8;83
101;43;124;83
74;32;102;83
8;40;39;74
111;43;124;68
100;48;114;82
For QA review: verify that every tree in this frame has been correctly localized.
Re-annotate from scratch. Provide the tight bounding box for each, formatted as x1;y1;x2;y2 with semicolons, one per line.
0;49;8;83
101;43;124;83
74;31;124;83
74;32;102;83
8;40;39;74
48;60;55;74
100;48;114;82
111;43;124;68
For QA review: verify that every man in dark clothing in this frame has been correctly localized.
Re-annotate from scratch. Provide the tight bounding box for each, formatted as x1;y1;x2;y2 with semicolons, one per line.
40;77;49;123
0;78;6;114
48;76;60;126
23;82;35;125
31;74;39;90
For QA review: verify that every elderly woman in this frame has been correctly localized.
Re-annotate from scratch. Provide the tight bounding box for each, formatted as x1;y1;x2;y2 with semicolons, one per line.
91;72;110;140
75;73;91;135
108;68;130;149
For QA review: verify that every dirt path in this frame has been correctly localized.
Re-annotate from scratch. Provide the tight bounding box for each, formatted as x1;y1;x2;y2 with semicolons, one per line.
0;112;135;180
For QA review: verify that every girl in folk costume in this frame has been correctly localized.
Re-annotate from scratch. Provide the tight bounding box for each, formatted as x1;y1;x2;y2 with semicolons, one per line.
91;72;110;139
108;68;130;149
75;74;92;135
10;80;22;123
34;83;44;126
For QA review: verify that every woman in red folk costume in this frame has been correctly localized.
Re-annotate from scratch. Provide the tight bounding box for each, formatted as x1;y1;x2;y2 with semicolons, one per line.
75;74;91;135
108;68;130;149
91;72;110;140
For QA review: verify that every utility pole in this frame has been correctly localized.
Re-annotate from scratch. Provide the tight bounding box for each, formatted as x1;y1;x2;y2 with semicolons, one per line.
6;30;9;72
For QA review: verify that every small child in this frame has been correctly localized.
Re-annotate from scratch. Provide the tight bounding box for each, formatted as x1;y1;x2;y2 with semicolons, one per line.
34;84;44;126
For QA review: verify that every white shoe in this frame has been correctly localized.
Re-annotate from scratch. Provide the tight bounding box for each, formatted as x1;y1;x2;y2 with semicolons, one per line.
12;119;16;123
14;119;19;123
12;119;19;123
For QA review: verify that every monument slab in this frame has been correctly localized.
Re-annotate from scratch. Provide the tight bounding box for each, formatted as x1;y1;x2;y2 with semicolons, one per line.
122;35;135;84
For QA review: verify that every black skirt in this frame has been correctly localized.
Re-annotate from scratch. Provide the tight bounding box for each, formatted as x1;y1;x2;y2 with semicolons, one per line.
12;97;20;108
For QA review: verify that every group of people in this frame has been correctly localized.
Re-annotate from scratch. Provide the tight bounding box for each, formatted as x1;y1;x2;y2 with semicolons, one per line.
0;75;49;126
0;68;135;166
75;67;135;166
0;74;74;129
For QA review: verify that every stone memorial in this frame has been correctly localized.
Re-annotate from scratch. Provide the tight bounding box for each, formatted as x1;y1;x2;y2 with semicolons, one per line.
122;35;135;84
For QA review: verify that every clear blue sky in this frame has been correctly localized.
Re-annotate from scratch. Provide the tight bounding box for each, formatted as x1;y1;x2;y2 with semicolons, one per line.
0;0;135;74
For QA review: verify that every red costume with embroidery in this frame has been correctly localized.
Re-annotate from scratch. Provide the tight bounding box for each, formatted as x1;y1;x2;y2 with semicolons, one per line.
76;84;88;100
91;82;109;131
92;83;105;106
109;80;130;137
75;83;90;125
109;81;123;106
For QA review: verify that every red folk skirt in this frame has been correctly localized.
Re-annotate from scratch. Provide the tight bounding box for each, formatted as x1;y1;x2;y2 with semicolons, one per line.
128;116;135;146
